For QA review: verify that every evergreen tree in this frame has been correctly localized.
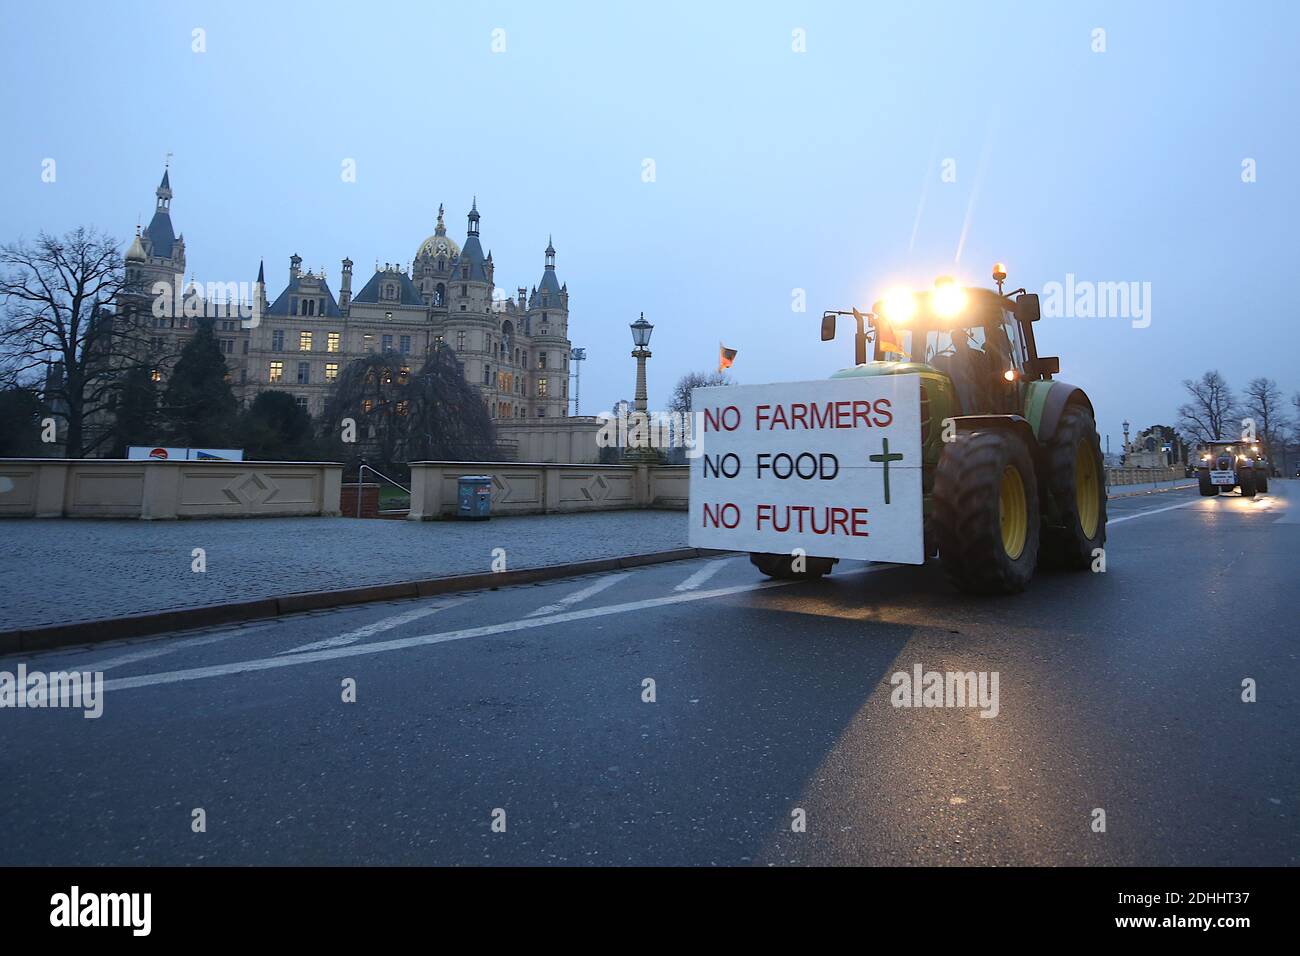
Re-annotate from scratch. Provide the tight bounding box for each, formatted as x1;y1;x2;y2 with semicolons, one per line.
107;364;160;457
239;390;314;460
161;318;237;447
0;386;45;456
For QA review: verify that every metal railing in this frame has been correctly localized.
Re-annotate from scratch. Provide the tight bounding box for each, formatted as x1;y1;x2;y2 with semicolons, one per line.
356;463;411;518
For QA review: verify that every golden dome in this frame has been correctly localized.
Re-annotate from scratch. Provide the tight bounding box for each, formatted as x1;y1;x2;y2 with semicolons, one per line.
416;204;460;260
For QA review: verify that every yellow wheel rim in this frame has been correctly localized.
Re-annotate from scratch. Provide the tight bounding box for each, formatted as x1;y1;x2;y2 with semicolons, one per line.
1075;439;1100;539
998;465;1028;560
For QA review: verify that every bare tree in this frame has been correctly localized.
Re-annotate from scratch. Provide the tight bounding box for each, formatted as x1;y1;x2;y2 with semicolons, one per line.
669;370;731;414
0;228;136;457
1176;370;1235;444
1241;377;1289;469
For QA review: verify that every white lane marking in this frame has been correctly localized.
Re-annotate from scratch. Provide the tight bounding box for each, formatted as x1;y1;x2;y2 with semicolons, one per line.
279;596;475;654
72;626;274;671
674;558;731;592
101;570;883;694
1108;498;1205;525
525;572;630;618
77;646;182;671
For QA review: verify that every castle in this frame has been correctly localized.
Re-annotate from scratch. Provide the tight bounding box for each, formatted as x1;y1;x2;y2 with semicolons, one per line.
120;169;584;451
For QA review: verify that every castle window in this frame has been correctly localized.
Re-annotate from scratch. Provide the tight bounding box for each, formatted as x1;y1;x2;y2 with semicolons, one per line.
382;334;393;351
269;361;284;383
460;284;467;297
537;352;547;370
296;396;309;411
456;331;465;351
462;266;469;279
400;335;411;354
243;340;249;355
325;363;339;383
299;331;313;351
272;330;285;351
291;298;299;316
297;362;310;385
327;332;340;353
398;366;410;384
537;378;548;397
483;364;491;385
151;369;162;383
537;408;545;417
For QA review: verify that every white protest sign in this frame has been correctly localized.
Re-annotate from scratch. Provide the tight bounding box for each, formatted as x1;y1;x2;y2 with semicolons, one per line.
688;374;924;564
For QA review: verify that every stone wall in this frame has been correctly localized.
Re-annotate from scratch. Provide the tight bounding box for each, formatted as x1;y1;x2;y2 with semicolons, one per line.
408;461;687;519
0;459;343;519
494;417;602;463
1106;466;1184;486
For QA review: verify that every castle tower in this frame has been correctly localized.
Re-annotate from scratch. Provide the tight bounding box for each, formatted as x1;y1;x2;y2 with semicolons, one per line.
340;257;353;314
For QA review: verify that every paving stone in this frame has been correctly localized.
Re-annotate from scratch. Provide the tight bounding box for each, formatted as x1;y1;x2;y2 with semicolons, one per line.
0;512;689;630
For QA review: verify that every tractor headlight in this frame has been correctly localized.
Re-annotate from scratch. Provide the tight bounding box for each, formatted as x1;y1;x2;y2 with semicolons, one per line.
881;289;917;324
932;279;968;319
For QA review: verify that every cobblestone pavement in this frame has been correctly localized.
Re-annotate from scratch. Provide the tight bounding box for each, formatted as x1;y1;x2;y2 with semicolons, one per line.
0;511;689;630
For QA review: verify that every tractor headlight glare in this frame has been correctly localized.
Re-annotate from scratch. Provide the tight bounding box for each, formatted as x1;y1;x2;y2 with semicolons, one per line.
882;289;916;325
932;282;968;319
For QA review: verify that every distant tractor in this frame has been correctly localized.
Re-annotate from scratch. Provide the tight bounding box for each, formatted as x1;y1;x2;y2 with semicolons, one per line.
752;264;1106;595
1196;441;1268;497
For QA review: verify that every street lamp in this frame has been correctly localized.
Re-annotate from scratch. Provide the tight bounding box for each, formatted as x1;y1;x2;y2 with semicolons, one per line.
630;312;654;413
624;313;655;461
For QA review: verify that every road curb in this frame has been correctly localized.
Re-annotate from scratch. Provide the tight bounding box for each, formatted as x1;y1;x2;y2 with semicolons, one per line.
1107;482;1197;500
0;548;727;656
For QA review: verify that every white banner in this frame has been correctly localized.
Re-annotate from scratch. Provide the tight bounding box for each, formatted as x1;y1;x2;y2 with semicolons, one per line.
687;375;924;565
127;446;245;461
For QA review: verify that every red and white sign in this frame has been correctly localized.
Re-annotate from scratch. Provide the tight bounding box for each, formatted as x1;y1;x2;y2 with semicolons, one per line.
688;375;924;565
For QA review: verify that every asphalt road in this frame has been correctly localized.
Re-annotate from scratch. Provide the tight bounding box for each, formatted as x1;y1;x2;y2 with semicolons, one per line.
2;482;1296;866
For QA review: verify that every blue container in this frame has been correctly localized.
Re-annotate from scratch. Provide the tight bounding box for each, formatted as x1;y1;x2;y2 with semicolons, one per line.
457;475;493;520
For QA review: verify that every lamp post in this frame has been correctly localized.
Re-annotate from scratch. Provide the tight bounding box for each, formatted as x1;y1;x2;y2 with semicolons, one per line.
625;313;655;460
630;313;653;411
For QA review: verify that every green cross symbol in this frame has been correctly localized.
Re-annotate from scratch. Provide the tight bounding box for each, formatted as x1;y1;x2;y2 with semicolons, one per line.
869;437;905;504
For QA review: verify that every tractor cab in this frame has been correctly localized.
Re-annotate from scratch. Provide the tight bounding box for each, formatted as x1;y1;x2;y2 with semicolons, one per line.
821;273;1059;423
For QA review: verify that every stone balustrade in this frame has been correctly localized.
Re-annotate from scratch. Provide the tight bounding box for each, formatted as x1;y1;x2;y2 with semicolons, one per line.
408;461;688;519
0;459;343;519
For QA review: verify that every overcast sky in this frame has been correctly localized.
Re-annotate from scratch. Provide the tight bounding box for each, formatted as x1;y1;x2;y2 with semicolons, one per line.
2;0;1296;450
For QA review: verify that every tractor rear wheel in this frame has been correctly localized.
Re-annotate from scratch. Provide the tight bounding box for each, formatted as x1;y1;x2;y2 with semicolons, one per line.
1040;405;1107;570
1257;472;1269;493
1240;471;1257;498
749;553;834;580
933;429;1040;594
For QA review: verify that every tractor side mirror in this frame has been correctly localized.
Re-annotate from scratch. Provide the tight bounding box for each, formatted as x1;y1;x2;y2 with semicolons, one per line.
1015;293;1041;323
1033;355;1060;376
820;312;837;341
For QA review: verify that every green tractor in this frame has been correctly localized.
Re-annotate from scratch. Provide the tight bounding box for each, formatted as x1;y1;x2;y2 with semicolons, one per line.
1196;441;1268;497
752;264;1106;594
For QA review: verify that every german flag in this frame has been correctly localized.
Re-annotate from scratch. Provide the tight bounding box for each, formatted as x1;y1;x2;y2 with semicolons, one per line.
719;342;737;373
873;316;905;357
